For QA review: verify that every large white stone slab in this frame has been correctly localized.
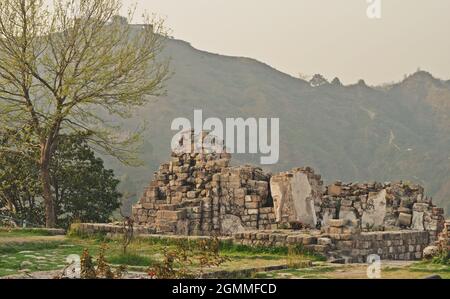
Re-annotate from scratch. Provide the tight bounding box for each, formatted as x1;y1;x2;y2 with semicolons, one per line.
270;170;318;227
361;189;387;228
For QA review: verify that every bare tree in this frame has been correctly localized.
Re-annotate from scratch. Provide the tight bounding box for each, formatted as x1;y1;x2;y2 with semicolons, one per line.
0;0;169;227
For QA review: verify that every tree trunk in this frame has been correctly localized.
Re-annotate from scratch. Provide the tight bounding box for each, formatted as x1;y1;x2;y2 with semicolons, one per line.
40;144;56;228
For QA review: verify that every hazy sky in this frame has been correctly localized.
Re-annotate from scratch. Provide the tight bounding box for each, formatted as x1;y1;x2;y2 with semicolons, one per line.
122;0;450;85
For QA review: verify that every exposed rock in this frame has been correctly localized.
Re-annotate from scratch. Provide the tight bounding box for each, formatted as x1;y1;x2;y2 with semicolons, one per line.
423;246;440;259
339;207;357;223
412;211;425;231
362;189;387;228
220;214;247;236
398;213;413;227
270;168;322;227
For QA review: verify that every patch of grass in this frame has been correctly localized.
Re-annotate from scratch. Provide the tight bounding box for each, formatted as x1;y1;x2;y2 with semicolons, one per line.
220;242;288;255
0;228;55;238
66;227;108;242
254;265;335;279
108;253;155;267
409;261;450;273
225;254;281;261
220;242;326;262
0;241;66;254
0;242;86;277
252;272;275;279
383;266;403;272
431;251;450;265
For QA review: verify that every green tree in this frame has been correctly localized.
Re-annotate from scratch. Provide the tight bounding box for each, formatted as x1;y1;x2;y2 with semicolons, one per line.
0;128;42;225
51;134;121;227
0;0;169;227
0;131;122;228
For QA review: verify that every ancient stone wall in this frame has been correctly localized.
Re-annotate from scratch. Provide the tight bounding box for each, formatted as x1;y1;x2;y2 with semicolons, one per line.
132;131;276;236
321;219;429;263
321;181;445;242
233;222;430;262
438;220;450;251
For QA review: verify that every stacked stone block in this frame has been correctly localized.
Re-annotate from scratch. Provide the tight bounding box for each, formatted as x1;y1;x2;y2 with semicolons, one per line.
216;166;272;234
132;131;274;236
321;181;445;242
437;220;450;252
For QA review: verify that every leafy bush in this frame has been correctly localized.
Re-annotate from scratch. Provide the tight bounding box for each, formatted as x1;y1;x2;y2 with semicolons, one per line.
78;245;127;279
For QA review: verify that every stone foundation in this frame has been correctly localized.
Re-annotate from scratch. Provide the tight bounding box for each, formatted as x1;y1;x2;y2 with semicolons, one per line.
70;222;433;262
233;228;430;262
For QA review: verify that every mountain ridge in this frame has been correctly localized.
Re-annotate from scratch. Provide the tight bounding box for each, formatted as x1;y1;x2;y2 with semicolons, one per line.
106;35;450;216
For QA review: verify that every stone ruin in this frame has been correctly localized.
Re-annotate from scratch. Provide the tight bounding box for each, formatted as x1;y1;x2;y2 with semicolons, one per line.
321;181;445;243
132;130;274;235
131;131;447;262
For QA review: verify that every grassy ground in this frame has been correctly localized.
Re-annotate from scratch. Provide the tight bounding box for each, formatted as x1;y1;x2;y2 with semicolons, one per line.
0;229;57;238
0;229;449;279
0;230;310;277
254;261;450;279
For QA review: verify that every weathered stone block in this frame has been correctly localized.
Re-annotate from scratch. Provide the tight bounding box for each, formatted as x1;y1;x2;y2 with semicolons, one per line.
328;219;346;228
156;210;186;221
398;213;412;226
247;209;259;215
270;168;321;226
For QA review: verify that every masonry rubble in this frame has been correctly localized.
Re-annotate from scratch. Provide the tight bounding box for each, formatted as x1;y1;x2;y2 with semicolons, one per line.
321;181;445;243
438;220;450;251
128;131;447;262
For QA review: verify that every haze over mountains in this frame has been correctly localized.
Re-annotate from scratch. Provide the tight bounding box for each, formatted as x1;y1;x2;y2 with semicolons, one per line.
106;34;450;215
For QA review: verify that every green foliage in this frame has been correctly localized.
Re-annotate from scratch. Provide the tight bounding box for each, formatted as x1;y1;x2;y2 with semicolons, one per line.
431;250;450;265
287;245;313;269
80;249;97;279
51;135;122;228
67;225;108;241
0;133;122;228
0;0;169;227
148;236;230;279
80;245;127;279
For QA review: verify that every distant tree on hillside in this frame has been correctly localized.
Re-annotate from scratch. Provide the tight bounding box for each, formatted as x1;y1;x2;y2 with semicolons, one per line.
0;0;169;227
331;77;343;86
309;74;329;87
